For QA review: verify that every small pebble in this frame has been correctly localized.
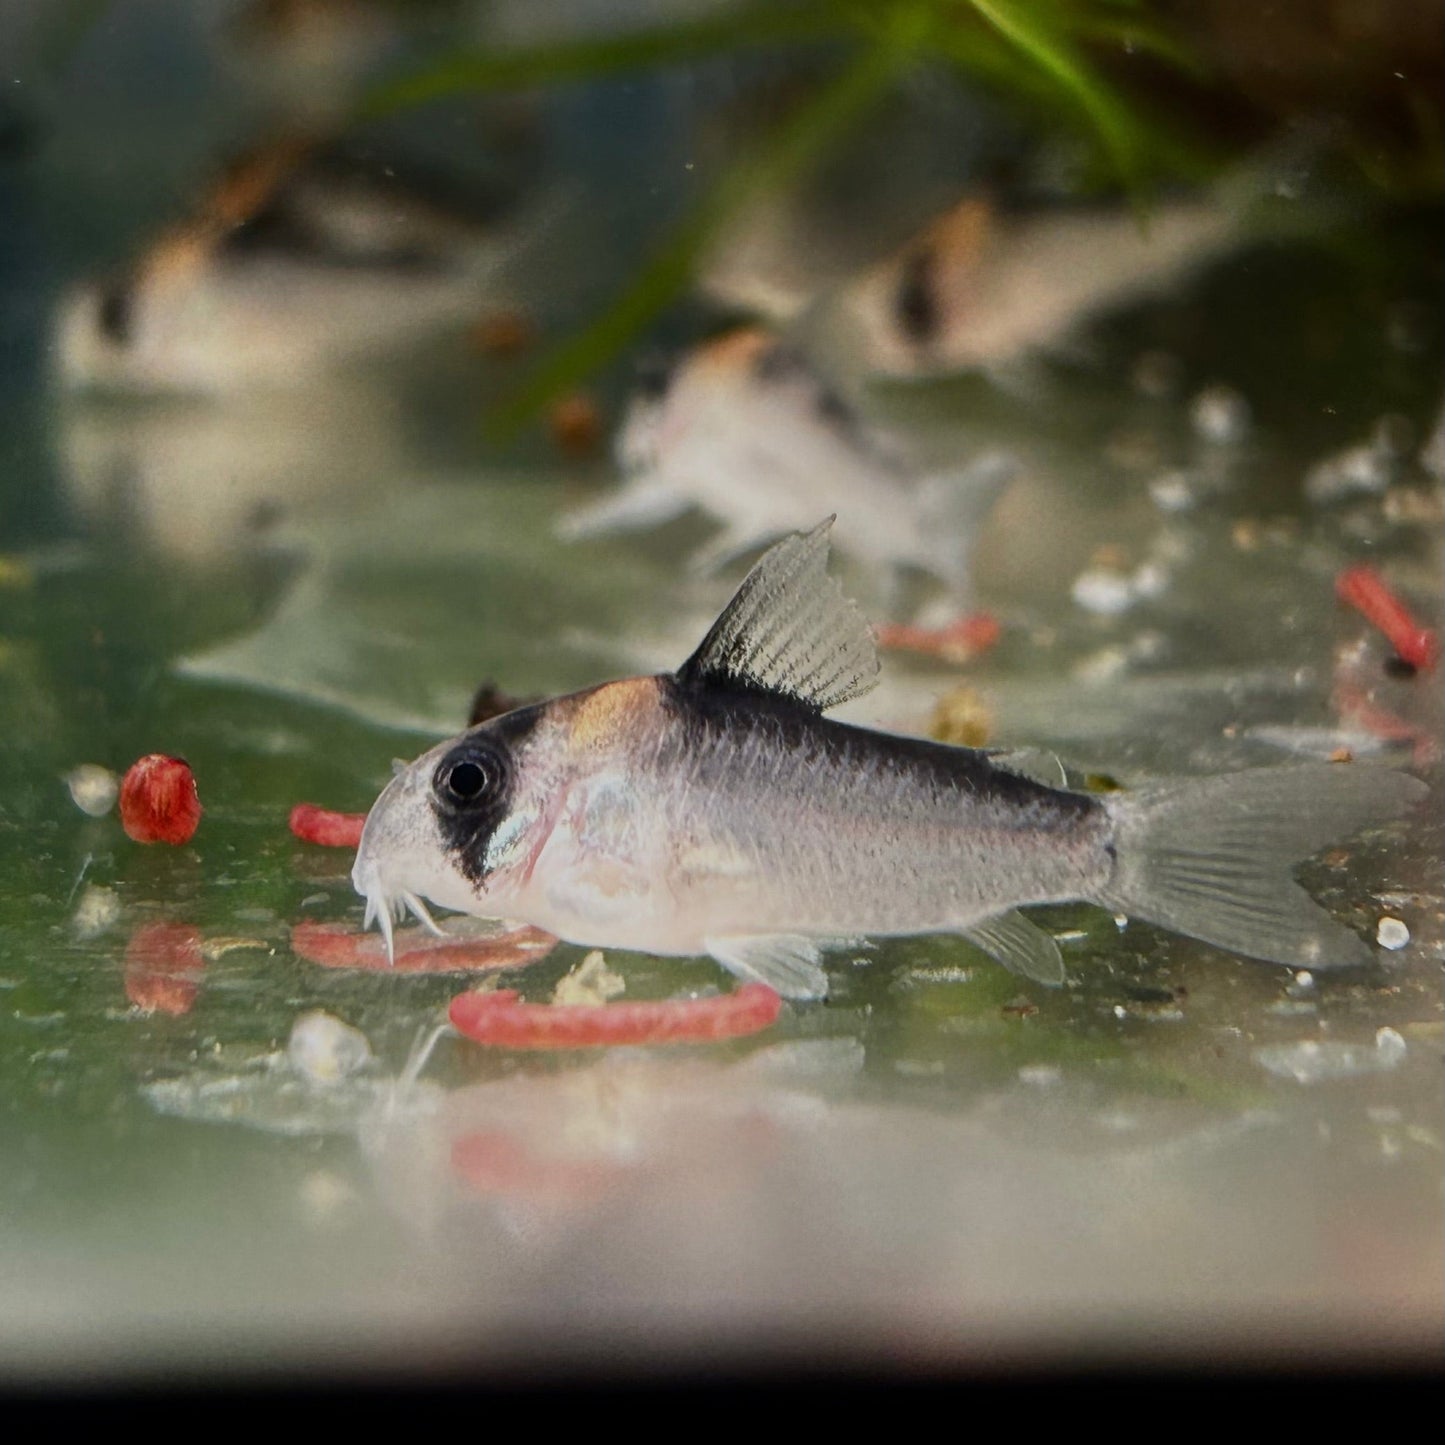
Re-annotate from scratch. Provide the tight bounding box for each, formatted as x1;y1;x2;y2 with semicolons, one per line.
65;764;119;818
1189;384;1251;444
1376;916;1410;951
287;1010;372;1084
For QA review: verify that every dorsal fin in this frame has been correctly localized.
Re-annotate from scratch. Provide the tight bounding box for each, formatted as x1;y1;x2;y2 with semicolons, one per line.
676;518;880;712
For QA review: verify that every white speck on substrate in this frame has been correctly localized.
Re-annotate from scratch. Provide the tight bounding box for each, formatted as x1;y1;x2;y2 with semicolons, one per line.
1376;916;1410;950
1071;567;1134;615
1148;470;1196;512
1189;384;1251;444
1018;1064;1063;1087
1254;1028;1407;1084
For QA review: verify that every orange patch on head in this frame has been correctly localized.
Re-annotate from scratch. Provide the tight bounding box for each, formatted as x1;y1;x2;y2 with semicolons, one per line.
695;326;773;377
919;195;995;271
564;678;660;750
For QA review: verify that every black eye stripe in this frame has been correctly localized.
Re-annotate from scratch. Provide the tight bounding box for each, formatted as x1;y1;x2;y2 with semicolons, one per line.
428;708;543;886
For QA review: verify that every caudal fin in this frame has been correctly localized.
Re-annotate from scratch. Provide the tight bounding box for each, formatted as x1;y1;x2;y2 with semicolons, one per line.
1097;765;1426;969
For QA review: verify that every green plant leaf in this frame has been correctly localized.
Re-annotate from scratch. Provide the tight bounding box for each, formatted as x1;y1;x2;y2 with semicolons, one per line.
486;25;921;434
362;2;851;117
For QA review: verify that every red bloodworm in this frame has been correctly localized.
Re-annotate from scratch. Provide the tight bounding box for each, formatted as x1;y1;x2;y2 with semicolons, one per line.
289;804;366;849
291;919;558;973
448;983;783;1050
119;755;202;845
1335;566;1439;672
874;613;1001;662
124;922;205;1015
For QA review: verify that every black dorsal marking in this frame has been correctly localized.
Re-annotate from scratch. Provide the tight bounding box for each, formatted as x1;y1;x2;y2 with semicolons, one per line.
894;244;939;346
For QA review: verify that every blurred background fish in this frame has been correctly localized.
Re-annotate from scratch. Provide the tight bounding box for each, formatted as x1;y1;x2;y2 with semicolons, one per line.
52;126;557;397
564;325;1018;596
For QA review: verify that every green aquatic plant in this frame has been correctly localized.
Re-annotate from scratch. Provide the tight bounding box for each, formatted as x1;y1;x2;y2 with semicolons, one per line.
364;0;1208;424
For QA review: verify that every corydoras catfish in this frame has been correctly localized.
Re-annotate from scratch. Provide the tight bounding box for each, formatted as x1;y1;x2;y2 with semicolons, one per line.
561;326;1013;587
353;521;1425;999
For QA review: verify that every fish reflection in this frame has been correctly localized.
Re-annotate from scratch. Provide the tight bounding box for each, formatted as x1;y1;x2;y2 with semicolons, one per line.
54;135;541;397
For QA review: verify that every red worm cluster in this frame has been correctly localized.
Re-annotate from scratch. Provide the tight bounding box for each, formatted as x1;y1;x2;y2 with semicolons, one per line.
874;613;1001;663
288;804;366;849
1336;565;1438;672
119;755;203;845
448;983;783;1050
291;919;557;973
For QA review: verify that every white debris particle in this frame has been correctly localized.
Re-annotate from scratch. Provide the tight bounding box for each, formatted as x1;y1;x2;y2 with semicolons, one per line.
1071;567;1134;615
1189;384;1251;444
71;884;120;940
287;1010;372;1084
1293;970;1315;990
1072;645;1131;683
1254;1029;1407;1084
552;949;625;1006
898;965;976;986
1374;1026;1407;1064
1071;559;1175;617
1112;1004;1128;1020
1376;916;1410;951
65;764;118;817
1131;561;1169;599
1018;1064;1062;1088
1148;470;1197;512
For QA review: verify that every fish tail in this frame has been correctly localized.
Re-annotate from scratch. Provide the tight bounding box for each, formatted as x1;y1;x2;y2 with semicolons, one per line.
1095;765;1426;969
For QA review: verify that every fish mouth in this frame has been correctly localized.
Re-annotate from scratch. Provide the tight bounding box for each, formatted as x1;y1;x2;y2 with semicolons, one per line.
355;867;446;965
351;764;451;965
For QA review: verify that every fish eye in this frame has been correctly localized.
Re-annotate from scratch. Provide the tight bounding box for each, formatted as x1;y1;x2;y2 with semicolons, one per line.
433;743;504;810
446;761;487;799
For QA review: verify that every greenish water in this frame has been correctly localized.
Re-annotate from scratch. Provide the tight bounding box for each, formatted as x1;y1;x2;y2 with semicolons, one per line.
1;2;1441;1382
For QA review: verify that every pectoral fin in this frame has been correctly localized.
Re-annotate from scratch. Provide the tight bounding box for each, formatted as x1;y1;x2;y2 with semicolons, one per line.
705;933;831;1000
962;910;1065;986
